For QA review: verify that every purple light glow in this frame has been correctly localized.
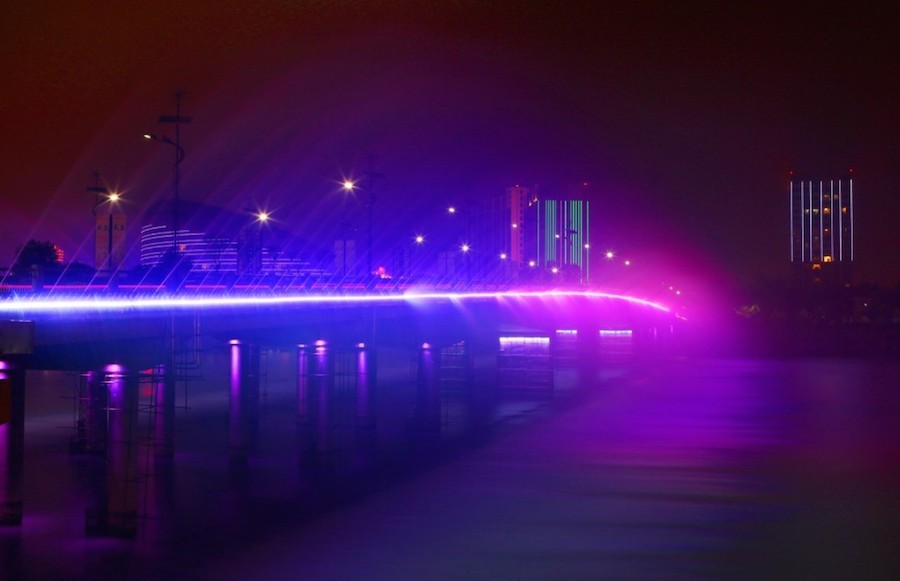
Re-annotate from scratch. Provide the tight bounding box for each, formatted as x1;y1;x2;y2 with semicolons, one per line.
0;290;672;314
499;336;551;346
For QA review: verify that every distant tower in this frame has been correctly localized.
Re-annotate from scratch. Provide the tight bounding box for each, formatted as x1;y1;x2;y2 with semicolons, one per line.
95;212;126;271
503;185;532;267
789;173;854;285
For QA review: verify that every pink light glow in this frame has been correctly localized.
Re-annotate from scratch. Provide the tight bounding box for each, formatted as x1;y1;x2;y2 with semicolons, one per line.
0;289;671;314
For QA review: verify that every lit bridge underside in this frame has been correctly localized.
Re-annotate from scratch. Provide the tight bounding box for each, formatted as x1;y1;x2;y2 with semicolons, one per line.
0;289;678;370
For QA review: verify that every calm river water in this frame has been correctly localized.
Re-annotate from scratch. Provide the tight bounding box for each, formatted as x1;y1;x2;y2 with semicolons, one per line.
3;335;899;579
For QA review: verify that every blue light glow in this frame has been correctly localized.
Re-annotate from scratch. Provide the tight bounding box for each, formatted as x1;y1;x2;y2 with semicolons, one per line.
0;289;670;315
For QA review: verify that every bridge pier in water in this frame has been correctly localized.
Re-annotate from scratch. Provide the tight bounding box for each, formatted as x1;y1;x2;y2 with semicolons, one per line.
85;365;140;538
228;341;261;467
0;362;25;526
153;364;176;458
294;341;379;474
70;371;107;454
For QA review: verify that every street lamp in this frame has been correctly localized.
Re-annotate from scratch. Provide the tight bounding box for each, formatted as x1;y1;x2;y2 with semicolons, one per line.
86;172;122;271
340;154;383;276
144;91;192;256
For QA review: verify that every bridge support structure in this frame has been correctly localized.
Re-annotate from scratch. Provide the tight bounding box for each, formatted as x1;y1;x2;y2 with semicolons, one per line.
0;362;25;526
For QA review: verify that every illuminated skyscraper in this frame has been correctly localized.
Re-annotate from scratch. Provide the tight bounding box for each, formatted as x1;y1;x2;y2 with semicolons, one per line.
534;198;590;283
789;173;854;284
484;185;591;283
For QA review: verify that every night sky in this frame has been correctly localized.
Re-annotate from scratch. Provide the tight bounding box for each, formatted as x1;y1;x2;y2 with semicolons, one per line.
2;1;897;288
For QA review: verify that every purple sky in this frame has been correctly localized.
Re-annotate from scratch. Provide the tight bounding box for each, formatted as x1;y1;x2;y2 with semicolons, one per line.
1;1;897;287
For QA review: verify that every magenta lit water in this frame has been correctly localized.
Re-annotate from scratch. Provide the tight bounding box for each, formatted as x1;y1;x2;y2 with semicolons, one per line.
3;339;899;579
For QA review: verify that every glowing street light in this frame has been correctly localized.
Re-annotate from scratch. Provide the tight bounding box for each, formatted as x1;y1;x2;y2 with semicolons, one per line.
339;155;383;275
414;234;425;244
460;243;470;253
144;91;191;256
256;211;270;223
447;206;456;214
605;250;615;260
86;171;123;272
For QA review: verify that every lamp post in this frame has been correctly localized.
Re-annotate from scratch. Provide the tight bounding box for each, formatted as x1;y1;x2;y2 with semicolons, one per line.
86;171;121;271
144;91;191;256
341;154;383;276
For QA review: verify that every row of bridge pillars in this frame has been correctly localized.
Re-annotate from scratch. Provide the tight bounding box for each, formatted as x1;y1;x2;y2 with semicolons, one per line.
1;327;626;535
294;341;378;473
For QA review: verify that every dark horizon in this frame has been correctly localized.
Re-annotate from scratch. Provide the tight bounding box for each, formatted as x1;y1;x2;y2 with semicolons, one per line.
1;2;898;290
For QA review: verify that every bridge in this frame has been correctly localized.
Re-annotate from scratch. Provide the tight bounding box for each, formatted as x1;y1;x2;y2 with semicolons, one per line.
1;285;681;532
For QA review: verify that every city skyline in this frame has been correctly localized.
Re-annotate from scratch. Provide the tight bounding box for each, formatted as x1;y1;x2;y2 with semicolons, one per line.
1;2;897;289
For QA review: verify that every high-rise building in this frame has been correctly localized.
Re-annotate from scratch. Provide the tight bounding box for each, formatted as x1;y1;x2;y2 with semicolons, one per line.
789;174;854;284
482;185;538;270
533;198;590;283
479;185;591;283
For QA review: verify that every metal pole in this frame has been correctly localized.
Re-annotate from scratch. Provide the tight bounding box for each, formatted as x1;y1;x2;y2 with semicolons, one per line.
158;92;192;256
107;213;113;270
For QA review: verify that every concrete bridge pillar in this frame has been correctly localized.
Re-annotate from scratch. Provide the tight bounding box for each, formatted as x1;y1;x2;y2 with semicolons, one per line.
86;364;139;537
228;341;260;465
0;362;25;526
296;345;311;425
152;364;176;458
70;371;107;454
311;344;334;465
355;344;376;429
411;342;442;433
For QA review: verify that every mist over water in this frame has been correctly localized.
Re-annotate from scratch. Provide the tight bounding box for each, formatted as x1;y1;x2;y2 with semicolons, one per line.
3;332;900;578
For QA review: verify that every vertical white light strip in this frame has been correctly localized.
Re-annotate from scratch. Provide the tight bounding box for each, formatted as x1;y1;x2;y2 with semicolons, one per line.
790;179;794;262
849;176;854;261
818;180;824;262
585;200;590;283
838;179;843;261
800;180;805;261
829;179;835;261
808;180;813;262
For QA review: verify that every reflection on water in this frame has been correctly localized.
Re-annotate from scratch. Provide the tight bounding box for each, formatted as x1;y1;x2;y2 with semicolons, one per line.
3;333;900;578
